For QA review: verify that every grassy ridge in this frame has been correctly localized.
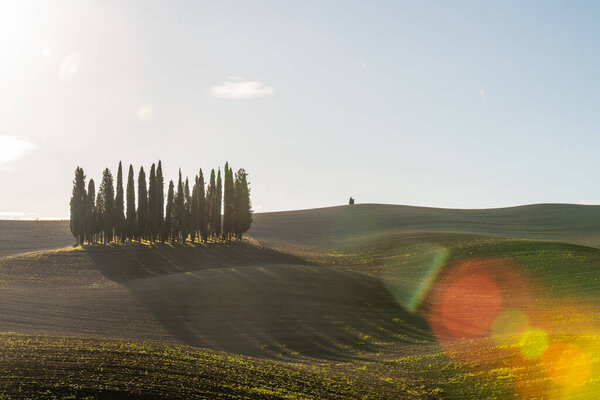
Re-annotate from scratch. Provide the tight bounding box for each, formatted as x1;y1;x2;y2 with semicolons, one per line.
311;233;600;298
292;232;600;315
250;203;600;248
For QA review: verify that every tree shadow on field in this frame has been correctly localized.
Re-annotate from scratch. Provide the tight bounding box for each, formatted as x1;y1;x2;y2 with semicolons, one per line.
84;243;433;362
82;241;307;282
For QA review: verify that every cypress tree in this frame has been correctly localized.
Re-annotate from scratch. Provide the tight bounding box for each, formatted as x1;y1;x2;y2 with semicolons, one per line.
148;163;157;242
222;163;230;239
223;163;234;240
96;189;105;244
99;168;115;243
85;179;96;244
215;168;222;240
126;165;136;241
69;167;86;245
198;169;208;243
233;168;253;241
165;180;175;243
174;170;185;242
137;167;148;240
207;169;216;240
115;161;125;242
156;161;165;242
184;177;191;243
191;177;199;242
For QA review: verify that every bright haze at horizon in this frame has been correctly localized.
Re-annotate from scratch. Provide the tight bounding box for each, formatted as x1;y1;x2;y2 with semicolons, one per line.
2;1;600;219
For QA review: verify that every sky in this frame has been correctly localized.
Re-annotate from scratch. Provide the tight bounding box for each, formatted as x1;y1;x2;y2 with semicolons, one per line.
2;0;600;219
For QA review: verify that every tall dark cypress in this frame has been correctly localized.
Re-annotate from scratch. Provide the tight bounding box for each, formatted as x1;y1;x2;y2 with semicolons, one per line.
99;168;115;243
96;189;105;244
126;165;136;241
233;168;253;240
207;169;216;239
165;180;175;243
137;167;148;240
191;177;199;242
85;179;96;244
156;161;165;242
198;169;208;243
223;163;234;240
215;168;222;240
148;163;157;242
69;167;86;245
184;177;191;243
174;170;185;242
115;162;125;242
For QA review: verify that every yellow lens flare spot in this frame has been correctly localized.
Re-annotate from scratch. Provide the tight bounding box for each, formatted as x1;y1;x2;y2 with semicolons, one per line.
560;379;600;400
541;342;592;387
519;328;549;360
492;309;529;345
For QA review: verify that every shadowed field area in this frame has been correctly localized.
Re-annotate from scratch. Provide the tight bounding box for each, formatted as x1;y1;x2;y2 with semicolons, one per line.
0;244;431;361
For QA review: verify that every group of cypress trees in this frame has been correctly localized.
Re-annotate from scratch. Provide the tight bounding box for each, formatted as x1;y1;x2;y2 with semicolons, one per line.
70;161;252;245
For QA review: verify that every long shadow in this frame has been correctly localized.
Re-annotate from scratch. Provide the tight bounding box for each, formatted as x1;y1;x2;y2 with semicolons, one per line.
83;241;308;283
83;243;434;362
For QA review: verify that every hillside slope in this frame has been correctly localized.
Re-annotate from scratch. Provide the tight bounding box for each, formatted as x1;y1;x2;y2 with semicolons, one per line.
0;220;72;258
250;203;600;248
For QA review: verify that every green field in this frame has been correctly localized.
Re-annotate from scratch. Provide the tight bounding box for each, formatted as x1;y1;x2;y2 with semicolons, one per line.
2;203;600;398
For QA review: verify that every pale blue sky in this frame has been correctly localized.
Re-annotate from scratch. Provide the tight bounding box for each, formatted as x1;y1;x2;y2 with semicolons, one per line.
1;1;600;218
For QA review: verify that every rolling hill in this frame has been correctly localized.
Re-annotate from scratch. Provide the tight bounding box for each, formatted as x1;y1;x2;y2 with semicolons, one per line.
250;203;600;248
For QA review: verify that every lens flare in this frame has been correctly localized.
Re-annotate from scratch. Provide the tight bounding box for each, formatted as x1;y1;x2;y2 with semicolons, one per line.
541;342;592;387
519;328;549;360
492;309;529;345
425;259;532;342
422;256;600;398
440;273;502;338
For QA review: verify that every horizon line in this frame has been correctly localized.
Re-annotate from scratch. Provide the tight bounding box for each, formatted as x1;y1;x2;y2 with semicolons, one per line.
2;201;599;221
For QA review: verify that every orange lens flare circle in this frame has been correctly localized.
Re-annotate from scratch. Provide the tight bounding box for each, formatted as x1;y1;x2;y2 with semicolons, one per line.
425;258;532;341
440;274;502;338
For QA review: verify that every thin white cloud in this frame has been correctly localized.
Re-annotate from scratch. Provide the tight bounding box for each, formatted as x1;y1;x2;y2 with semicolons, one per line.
211;77;274;99
0;135;34;167
480;88;486;100
361;60;368;70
